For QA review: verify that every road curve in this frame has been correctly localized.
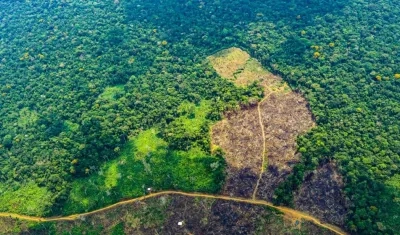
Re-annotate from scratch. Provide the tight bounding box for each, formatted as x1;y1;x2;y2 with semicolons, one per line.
0;190;347;235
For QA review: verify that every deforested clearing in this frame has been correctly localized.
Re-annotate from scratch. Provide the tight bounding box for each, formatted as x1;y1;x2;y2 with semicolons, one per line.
210;47;315;200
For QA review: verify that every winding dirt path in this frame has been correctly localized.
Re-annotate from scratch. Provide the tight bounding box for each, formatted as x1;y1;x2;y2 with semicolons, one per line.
252;92;271;199
0;190;347;235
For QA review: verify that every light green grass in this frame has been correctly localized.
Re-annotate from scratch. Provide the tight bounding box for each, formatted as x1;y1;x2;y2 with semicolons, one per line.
134;129;168;160
0;182;53;216
164;101;212;150
18;108;38;129
98;85;124;101
63;124;224;215
180;100;211;134
105;163;119;189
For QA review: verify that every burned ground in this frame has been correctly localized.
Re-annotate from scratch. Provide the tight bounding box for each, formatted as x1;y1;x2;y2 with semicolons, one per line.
16;195;334;235
208;47;347;231
256;86;315;201
210;47;315;200
293;162;349;227
223;167;259;198
211;104;263;197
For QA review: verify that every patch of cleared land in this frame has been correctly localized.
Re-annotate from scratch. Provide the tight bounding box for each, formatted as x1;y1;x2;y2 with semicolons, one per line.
210;47;315;199
209;47;349;228
97;85;124;101
293;162;349;227
211;106;263;198
255;81;316;201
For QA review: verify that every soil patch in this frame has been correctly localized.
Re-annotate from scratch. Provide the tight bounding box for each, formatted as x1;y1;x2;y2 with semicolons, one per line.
209;48;347;231
211;104;263;197
255;84;315;201
209;47;315;198
293;162;349;227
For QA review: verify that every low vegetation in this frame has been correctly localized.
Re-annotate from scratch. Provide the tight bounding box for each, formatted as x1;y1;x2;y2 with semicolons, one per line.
63;119;225;214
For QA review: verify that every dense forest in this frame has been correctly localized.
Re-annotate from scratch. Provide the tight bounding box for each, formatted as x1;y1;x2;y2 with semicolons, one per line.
0;0;399;234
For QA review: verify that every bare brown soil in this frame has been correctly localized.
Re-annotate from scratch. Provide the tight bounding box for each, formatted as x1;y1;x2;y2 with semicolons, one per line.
209;47;349;232
256;84;315;201
259;90;313;171
211;105;263;197
293;162;349;227
209;47;315;200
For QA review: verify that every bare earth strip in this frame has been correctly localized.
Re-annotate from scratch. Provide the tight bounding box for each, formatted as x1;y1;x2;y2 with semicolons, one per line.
251;94;269;200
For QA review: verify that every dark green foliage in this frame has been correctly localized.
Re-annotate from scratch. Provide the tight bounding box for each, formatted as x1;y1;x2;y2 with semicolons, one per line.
28;222;57;234
237;1;400;234
111;222;125;235
0;0;260;217
0;0;399;234
2;135;12;149
62;128;225;215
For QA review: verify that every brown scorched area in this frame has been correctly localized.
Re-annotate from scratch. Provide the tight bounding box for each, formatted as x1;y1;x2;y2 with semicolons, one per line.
209;47;347;226
209;47;315;198
1;194;333;235
294;162;349;227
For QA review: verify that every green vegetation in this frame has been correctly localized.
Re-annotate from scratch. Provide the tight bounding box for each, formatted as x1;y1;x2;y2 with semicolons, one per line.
111;222;125;235
162;101;212;151
0;0;399;234
0;182;53;216
0;0;261;218
62;125;225;214
1;195;331;235
98;85;124;101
